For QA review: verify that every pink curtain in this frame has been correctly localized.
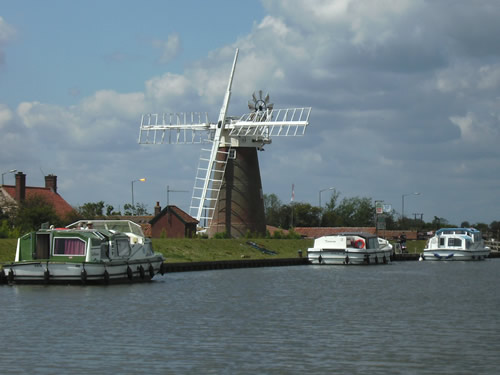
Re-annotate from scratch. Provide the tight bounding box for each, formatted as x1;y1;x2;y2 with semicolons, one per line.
54;239;86;255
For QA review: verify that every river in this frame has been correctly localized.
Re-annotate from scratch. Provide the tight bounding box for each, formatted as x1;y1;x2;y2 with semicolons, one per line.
1;260;499;374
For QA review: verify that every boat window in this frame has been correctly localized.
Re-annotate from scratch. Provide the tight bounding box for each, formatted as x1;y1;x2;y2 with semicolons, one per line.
448;238;462;247
116;238;131;257
346;237;355;248
53;238;86;256
367;238;377;249
439;238;445;247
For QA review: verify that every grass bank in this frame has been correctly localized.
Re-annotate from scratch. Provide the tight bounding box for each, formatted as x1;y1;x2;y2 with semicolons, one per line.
0;238;427;266
151;238;313;262
0;238;313;265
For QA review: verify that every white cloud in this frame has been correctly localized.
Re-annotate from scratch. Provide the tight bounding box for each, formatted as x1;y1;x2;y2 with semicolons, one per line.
0;16;16;64
0;16;15;43
450;112;499;145
0;103;13;129
145;73;190;101
152;34;181;64
80;90;145;119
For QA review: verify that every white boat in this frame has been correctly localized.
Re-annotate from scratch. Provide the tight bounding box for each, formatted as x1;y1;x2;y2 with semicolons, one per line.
422;227;490;261
0;220;165;285
308;232;393;265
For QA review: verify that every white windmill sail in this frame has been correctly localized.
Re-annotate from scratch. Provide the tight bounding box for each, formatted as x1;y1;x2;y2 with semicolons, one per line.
189;49;238;227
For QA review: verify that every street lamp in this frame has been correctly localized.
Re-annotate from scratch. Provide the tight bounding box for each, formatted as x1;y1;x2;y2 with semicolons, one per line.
1;169;17;185
131;178;146;208
402;192;421;222
319;187;335;208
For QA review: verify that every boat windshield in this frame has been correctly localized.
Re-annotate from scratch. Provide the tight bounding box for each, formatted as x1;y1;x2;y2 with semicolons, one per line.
67;220;144;237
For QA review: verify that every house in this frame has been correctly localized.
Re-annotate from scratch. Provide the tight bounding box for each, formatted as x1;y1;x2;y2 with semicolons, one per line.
149;202;198;238
120;203;198;238
0;172;74;218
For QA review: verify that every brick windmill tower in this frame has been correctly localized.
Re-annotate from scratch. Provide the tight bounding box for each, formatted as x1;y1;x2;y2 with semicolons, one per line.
138;49;311;237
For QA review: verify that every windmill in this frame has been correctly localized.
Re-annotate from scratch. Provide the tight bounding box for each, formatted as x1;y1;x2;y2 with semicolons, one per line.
138;49;311;237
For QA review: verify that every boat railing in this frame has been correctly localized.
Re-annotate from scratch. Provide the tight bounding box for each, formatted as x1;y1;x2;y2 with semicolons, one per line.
488;239;500;252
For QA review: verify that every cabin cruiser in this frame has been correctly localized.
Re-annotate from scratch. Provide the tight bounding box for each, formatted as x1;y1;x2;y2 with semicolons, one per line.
0;220;165;284
422;227;490;261
308;232;393;265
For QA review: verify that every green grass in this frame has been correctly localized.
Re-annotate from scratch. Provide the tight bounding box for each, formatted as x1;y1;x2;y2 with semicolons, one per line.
151;238;313;262
390;240;427;254
0;238;313;266
0;239;17;264
0;237;427;267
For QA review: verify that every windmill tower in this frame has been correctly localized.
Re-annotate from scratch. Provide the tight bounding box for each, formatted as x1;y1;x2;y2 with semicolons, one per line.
138;49;311;237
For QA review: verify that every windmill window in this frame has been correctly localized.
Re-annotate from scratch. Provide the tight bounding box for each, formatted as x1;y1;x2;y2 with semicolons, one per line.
229;149;236;159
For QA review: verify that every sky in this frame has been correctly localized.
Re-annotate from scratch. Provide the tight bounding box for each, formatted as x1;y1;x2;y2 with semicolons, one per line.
1;0;499;226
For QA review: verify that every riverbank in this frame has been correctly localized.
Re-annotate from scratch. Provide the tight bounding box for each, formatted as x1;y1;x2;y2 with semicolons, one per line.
0;238;314;264
1;238;497;273
1;238;431;264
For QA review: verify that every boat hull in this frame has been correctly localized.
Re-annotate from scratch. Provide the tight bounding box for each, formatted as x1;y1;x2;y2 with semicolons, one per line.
308;249;392;265
422;249;489;261
1;256;165;285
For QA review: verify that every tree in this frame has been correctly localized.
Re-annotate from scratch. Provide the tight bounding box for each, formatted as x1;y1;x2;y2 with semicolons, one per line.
78;201;105;219
490;221;500;239
292;202;322;227
123;203;149;216
473;222;489;234
15;195;61;232
135;203;149;216
264;193;283;227
431;216;448;229
320;190;341;226
106;204;114;216
335;196;374;227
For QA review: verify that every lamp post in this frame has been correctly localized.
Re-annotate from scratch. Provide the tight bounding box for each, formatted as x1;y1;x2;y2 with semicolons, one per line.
1;169;17;185
131;178;146;208
319;187;334;208
402;192;420;224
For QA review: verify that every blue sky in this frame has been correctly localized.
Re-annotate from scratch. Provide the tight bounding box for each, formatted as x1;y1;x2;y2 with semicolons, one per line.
1;0;499;226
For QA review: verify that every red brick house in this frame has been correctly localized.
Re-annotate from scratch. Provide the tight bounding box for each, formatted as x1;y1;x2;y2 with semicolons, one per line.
149;202;198;238
0;172;74;218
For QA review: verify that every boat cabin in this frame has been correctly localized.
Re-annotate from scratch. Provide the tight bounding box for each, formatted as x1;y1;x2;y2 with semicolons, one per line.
15;220;154;263
429;228;483;250
313;233;379;250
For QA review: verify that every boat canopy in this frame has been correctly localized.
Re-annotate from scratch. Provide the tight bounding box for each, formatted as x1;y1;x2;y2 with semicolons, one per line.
435;228;481;235
66;220;144;237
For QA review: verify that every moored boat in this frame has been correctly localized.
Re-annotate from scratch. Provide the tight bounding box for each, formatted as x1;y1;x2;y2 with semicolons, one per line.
307;232;393;265
0;220;165;285
421;227;490;261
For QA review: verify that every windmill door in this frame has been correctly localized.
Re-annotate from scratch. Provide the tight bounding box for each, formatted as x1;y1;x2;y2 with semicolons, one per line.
35;233;51;259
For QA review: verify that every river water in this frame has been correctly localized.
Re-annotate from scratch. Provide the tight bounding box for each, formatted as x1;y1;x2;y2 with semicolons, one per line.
1;260;499;374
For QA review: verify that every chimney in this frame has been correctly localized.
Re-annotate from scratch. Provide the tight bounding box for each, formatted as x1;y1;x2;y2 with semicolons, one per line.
154;201;161;216
45;174;57;193
15;172;26;203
